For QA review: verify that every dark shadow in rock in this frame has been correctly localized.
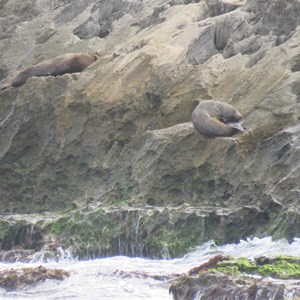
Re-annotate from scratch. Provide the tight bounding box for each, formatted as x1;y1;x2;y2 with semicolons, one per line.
276;143;292;161
73;16;105;39
289;55;300;72
191;177;216;200
168;188;184;199
145;92;161;111
0;67;8;81
274;33;291;46
0;223;43;251
35;28;57;44
73;0;131;39
244;0;300;38
291;81;300;97
146;198;156;206
186;26;217;65
205;0;240;18
134;5;167;31
54;2;87;24
223;36;263;59
239;37;263;55
291;83;300;102
188;11;257;64
214;19;232;52
214;11;260;59
168;0;201;5
245;50;266;68
0;0;10;10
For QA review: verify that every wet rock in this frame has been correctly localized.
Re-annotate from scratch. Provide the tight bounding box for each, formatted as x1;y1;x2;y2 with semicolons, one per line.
1;0;300;259
0;265;70;291
0;249;35;263
170;273;297;300
0;243;68;263
169;255;300;300
5;205;271;259
0;218;43;250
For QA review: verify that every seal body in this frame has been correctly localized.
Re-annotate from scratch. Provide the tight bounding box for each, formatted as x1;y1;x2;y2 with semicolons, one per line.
192;100;244;137
11;53;99;87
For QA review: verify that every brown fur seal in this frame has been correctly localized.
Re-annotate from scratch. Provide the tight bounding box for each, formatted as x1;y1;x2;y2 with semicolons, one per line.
192;100;244;137
9;52;99;88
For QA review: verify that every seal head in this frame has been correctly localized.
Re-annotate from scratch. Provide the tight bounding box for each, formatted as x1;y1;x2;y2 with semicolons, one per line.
192;100;244;137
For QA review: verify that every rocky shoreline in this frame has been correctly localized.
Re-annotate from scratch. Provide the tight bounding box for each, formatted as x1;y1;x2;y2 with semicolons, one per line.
169;255;300;300
0;204;296;260
1;251;300;298
1;0;300;297
0;265;70;291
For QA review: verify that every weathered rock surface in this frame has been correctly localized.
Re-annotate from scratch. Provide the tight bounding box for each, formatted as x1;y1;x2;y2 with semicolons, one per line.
169;255;300;300
0;249;35;263
170;273;300;300
1;0;300;258
0;205;270;259
0;265;70;291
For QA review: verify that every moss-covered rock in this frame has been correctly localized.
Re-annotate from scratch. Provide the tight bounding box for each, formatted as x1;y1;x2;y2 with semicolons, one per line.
170;255;300;300
208;255;300;279
0;202;298;260
0;218;43;250
1;0;300;245
39;205;274;259
41;206;229;259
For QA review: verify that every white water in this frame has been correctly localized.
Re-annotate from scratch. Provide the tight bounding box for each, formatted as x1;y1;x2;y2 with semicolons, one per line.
0;237;300;300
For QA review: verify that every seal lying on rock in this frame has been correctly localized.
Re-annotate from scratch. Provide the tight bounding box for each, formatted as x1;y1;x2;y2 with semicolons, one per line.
4;53;99;89
192;100;244;137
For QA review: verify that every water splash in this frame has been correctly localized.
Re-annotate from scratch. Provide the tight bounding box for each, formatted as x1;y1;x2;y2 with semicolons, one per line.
30;247;76;263
160;243;171;260
0;237;299;299
56;247;75;262
131;214;144;257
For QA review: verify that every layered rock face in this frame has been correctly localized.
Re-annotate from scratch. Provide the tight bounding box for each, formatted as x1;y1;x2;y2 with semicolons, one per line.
1;0;300;256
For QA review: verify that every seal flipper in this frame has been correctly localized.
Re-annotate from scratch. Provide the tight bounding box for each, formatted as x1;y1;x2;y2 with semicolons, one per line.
227;121;244;132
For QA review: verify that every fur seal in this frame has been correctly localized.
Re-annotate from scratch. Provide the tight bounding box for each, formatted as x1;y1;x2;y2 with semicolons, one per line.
192;100;244;137
7;53;99;88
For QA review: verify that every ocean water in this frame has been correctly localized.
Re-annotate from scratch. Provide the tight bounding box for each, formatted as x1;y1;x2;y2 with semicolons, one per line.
0;237;299;300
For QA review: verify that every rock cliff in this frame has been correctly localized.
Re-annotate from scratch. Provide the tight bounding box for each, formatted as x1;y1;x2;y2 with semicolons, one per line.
0;0;300;258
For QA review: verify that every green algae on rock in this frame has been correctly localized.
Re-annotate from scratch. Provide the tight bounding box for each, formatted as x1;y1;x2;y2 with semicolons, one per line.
170;255;300;300
42;206;225;259
1;0;300;246
0;204;296;260
2;0;300;269
255;257;300;279
39;205;275;259
201;255;300;279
